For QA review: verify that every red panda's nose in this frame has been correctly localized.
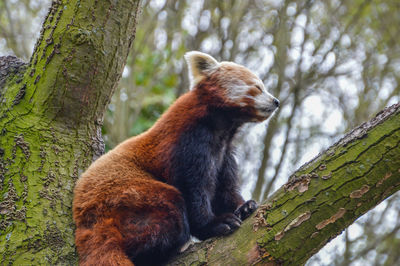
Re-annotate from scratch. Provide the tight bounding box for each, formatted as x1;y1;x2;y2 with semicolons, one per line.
273;98;280;108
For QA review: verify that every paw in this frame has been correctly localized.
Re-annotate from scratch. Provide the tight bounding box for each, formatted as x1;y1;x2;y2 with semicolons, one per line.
211;213;242;236
234;200;258;220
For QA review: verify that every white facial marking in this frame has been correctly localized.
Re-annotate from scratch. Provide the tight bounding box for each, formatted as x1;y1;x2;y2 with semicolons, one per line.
226;80;252;101
254;90;277;113
225;76;278;116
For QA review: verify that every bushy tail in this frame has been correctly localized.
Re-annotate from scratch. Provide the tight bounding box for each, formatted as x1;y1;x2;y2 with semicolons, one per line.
80;247;133;266
76;218;134;266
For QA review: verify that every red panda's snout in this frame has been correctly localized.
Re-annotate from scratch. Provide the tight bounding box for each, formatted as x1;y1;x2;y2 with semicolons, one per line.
251;89;280;121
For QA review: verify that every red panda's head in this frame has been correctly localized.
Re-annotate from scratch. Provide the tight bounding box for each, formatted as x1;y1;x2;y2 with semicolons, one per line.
185;51;279;122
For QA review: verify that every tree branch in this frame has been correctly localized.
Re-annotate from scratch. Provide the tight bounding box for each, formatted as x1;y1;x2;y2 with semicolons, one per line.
168;103;400;265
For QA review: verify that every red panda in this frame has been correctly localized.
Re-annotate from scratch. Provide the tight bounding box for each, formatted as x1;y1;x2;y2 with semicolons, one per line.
73;51;279;265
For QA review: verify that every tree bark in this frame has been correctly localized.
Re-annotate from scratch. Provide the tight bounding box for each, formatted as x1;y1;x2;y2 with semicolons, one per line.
168;103;400;265
0;0;141;264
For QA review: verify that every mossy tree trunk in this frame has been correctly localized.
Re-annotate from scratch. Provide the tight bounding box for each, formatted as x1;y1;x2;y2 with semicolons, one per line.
169;103;400;266
0;0;141;264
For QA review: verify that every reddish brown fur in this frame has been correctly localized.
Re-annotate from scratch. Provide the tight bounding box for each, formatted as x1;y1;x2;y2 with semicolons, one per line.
73;88;221;265
247;87;261;97
218;63;257;82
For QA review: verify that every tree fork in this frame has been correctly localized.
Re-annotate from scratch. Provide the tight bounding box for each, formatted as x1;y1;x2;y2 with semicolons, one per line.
0;0;141;264
169;103;400;265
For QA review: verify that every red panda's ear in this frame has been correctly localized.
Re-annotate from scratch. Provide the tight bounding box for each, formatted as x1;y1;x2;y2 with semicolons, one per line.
185;51;219;89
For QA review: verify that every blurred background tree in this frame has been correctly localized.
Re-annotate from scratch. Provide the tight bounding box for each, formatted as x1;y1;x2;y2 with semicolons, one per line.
2;0;399;265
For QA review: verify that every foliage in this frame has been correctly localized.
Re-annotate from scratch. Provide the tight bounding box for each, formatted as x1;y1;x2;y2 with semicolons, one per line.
103;48;178;149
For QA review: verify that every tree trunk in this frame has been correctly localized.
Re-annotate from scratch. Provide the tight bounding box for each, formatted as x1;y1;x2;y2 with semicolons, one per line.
168;103;400;265
0;0;141;264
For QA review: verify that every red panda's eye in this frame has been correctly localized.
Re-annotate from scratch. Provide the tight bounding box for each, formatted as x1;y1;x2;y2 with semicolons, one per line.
255;85;263;92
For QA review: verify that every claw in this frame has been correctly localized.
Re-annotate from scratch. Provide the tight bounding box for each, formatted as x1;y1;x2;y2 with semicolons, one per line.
235;200;258;220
